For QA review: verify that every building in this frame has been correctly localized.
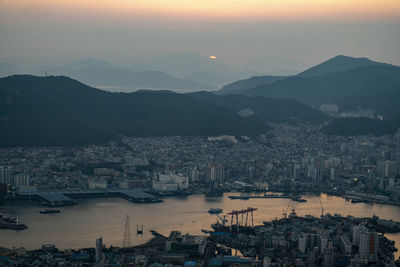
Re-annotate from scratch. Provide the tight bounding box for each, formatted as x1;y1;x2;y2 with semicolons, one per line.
95;237;103;262
165;231;207;257
206;164;225;186
340;234;352;255
0;166;12;185
352;225;360;246
359;227;378;262
396;129;400;176
323;242;335;267
13;173;30;189
152;182;178;192
298;233;321;254
88;179;108;190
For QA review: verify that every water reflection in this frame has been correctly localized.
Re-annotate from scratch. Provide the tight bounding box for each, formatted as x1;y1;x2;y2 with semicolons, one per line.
0;193;399;258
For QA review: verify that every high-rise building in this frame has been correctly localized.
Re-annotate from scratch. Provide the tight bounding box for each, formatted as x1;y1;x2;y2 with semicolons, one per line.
359;227;378;262
0;166;12;184
396;129;400;176
95;237;103;262
352;225;360;246
206;164;225;187
13;173;30;188
189;167;199;183
289;161;300;180
323;242;335;267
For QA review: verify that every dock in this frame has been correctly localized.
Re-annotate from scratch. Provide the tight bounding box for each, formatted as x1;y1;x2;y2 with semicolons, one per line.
17;189;162;206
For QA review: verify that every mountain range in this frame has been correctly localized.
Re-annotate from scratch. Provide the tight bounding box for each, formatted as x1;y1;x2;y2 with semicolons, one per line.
218;55;400;136
0;75;327;147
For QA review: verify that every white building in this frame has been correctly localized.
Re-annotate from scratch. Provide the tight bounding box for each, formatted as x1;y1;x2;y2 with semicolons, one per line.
152;173;189;192
152;182;178;192
158;173;189;189
88;179;108;189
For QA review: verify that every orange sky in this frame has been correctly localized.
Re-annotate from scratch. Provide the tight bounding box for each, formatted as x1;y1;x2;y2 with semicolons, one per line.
3;0;400;21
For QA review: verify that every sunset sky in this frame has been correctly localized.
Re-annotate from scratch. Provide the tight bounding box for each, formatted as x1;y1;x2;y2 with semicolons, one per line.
1;0;399;69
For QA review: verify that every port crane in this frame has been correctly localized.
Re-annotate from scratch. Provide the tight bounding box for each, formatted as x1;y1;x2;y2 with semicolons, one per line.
282;205;290;219
227;207;258;227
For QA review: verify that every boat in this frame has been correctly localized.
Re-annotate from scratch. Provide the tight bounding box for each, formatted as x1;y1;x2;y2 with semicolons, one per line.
292;197;307;202
0;216;28;230
0;222;28;230
208;208;223;214
201;229;211;234
40;209;61;214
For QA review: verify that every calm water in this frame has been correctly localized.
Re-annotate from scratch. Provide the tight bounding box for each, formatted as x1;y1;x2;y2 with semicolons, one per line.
1;193;400;258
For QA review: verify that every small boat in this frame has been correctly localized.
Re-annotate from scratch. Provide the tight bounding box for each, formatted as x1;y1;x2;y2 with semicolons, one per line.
292;197;307;202
208;208;223;214
201;229;211;234
40;209;61;214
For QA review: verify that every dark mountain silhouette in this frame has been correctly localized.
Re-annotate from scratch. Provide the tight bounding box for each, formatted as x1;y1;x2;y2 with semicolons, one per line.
0;75;270;147
188;92;327;124
243;65;400;110
297;55;393;77
218;75;288;95
217;55;390;96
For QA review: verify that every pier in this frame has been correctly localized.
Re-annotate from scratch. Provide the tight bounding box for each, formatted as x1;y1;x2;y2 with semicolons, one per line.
17;189;162;206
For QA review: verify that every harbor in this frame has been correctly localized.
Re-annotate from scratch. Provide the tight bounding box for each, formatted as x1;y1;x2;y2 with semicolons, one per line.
1;193;400;260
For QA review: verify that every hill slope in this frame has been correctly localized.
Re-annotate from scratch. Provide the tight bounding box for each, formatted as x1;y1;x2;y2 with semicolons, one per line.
188;92;327;124
0;75;269;147
218;75;288;95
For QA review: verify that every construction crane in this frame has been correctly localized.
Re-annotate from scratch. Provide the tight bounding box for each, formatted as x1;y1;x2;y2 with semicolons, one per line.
282;205;290;219
319;197;324;217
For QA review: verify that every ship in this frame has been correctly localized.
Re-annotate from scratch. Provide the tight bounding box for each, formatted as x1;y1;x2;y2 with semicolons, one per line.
40;209;61;214
0;215;28;230
229;195;250;200
208;208;223;214
291;196;307;202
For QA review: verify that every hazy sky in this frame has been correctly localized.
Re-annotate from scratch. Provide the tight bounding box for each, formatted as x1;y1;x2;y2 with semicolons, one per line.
1;0;400;69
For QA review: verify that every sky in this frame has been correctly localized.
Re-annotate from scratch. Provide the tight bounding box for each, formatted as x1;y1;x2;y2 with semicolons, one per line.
1;0;400;72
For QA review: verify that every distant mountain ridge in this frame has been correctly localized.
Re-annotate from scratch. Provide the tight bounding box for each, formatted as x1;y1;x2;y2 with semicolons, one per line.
218;55;395;95
297;55;393;77
48;58;216;90
244;65;400;107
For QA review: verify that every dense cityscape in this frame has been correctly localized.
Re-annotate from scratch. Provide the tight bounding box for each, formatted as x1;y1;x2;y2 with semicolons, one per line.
1;123;399;204
1;123;400;266
1;0;400;265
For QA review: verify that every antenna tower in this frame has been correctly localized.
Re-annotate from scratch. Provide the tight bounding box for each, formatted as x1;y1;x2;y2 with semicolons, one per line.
122;215;131;247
